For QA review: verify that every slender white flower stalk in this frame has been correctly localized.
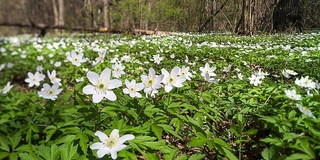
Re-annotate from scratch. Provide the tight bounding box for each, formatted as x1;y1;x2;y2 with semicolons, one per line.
83;68;122;103
90;129;135;159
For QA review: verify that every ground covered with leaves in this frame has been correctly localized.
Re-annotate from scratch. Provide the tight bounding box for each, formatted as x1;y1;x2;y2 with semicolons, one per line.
0;32;320;160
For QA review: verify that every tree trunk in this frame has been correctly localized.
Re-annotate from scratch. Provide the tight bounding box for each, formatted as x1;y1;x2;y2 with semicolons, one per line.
239;0;254;35
58;0;64;26
103;0;109;29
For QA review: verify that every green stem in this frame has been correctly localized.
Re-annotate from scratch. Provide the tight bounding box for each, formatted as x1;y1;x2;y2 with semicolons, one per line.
239;135;242;160
96;104;101;131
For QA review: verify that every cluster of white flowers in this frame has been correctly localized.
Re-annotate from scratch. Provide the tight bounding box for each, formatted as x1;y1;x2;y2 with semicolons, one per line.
25;69;63;100
285;76;318;119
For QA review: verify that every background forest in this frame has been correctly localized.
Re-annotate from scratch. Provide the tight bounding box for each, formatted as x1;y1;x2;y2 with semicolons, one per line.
1;0;320;36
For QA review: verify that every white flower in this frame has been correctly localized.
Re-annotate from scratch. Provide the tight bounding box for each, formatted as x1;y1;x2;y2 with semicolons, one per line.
0;64;5;71
95;50;106;64
161;67;186;93
285;89;302;100
237;72;244;80
282;69;298;78
37;55;44;61
295;76;316;89
204;73;219;83
54;61;61;67
200;63;216;77
38;83;62;100
249;74;262;86
256;69;269;79
223;64;232;72
66;50;86;66
25;71;44;87
152;54;164;64
141;68;163;98
83;68;122;103
123;79;144;98
120;55;131;62
90;129;135;159
36;65;43;72
179;66;192;80
1;82;13;94
296;104;316;119
47;70;61;85
75;77;84;82
112;62;125;78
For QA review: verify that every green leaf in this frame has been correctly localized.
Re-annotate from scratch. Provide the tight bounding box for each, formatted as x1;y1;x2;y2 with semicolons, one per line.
245;128;258;135
261;147;275;160
9;132;21;150
44;125;58;142
9;152;18;160
176;153;187;160
50;144;60;160
76;132;89;155
157;124;182;140
214;138;232;151
0;136;10;152
221;147;238;160
0;151;9;159
18;153;41;160
35;145;51;160
60;142;79;160
55;135;76;145
188;153;206;160
285;153;313;160
189;137;206;147
151;124;163;140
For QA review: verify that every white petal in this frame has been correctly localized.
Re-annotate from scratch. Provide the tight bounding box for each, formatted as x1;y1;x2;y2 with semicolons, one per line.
43;83;51;90
118;134;135;145
93;93;104;103
94;131;108;142
123;88;129;94
97;148;110;158
105;91;116;101
109;79;122;89
110;150;118;160
113;144;127;152
165;85;173;93
83;85;95;95
136;83;144;91
90;142;104;150
87;71;99;85
110;129;120;138
101;68;111;80
171;66;180;76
